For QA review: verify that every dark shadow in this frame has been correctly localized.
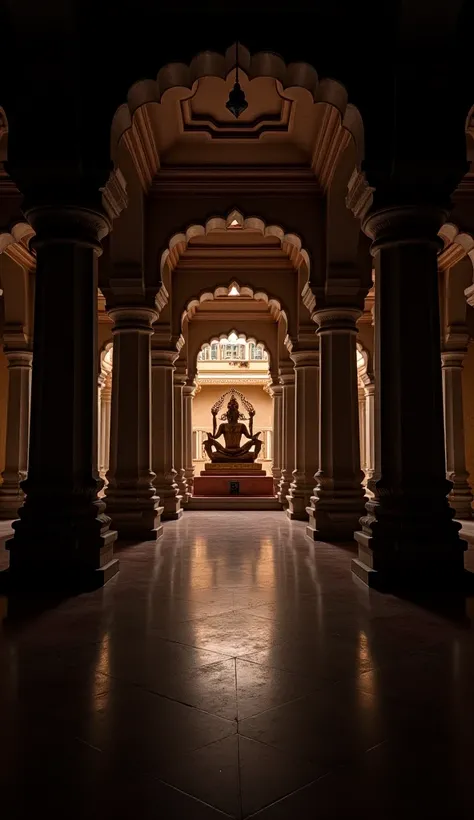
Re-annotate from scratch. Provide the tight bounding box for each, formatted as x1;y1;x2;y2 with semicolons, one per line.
368;569;474;627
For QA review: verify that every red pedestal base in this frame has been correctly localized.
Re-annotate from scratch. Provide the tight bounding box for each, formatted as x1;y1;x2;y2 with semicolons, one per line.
193;475;275;497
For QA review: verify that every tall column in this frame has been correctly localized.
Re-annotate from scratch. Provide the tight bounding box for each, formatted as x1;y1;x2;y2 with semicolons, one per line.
105;307;161;540
364;382;376;490
358;386;367;484
307;309;366;541
174;365;189;503
287;349;319;520
442;350;473;519
183;379;196;496
269;381;283;495
2;204;118;590
0;350;32;520
277;368;295;507
151;349;182;519
352;206;466;588
99;378;112;480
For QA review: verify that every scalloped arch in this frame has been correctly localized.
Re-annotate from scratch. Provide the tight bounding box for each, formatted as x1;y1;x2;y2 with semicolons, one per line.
161;210;310;279
111;44;364;190
198;331;270;353
182;282;287;330
0;222;36;271
356;341;373;386
438;223;474;272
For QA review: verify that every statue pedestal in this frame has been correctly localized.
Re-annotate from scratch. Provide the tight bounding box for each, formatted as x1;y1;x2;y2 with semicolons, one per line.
201;462;265;476
194;474;274;497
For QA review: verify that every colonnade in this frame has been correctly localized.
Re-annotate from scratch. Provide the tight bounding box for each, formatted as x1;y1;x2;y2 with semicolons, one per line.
0;201;471;592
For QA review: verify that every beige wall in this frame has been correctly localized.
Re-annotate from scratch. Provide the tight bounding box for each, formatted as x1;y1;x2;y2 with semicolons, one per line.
193;384;272;430
462;341;474;486
98;323;113;355
0;346;8;478
193;384;273;473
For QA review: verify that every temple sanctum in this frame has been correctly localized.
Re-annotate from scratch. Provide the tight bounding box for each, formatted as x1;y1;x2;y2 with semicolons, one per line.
1;3;474;817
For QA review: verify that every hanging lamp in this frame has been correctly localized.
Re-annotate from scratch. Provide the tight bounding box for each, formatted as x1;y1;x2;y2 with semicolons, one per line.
226;41;248;118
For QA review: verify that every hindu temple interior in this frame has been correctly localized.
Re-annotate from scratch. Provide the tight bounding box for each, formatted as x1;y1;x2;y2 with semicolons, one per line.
1;2;474;817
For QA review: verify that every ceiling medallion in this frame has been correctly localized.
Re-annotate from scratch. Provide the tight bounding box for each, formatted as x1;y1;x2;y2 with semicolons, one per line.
226;42;248;119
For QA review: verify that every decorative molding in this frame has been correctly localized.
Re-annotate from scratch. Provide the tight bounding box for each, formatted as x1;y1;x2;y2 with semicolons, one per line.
180;92;293;141
122;105;160;191
311;105;351;190
196;377;270;386
0;222;36;271
151;166;321;196
161;211;310;279
438;223;474;272
182;283;286;328
111;44;364;193
100;168;128;221
346;168;374;222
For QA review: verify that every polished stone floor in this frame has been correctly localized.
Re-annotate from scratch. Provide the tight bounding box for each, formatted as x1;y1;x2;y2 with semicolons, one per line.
1;512;474;819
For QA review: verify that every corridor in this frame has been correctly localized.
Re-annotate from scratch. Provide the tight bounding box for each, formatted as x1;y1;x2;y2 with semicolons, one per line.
1;512;474;819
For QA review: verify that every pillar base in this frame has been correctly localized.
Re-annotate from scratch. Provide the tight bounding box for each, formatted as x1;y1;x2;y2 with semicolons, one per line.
306;489;366;541
162;506;183;521
0;558;119;595
448;486;473;521
286;480;314;520
105;485;163;541
2;520;119;594
0;488;24;521
277;478;291;508
352;524;468;591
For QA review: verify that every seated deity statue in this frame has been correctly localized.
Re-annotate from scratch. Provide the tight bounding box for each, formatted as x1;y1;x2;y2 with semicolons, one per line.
203;397;262;463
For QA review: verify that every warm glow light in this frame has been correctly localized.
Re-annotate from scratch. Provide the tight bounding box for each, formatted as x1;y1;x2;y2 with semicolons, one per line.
230;219;240;227
228;331;238;343
228;285;240;296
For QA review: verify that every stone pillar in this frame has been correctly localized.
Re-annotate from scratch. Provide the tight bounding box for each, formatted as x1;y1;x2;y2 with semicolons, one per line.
358;386;367;484
307;309;366;541
277;368;295;507
442;350;473;519
183;380;196;496
269;381;283;495
151;349;182;519
364;382;376;490
0;350;32;520
352;206;466;588
287;349;319;520
105;307;162;540
174;365;189;503
99;378;112;480
2;204;118;590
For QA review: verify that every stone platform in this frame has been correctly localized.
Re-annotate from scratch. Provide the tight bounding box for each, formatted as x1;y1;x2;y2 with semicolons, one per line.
201;462;265;476
186;496;282;510
193;475;274;497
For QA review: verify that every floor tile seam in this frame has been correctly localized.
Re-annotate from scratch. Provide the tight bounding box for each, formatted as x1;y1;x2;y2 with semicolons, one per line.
235;731;322;777
234;655;318;684
238;679;381;725
91;674;240;724
146;633;237;659
244;777;322;819
153;778;235;818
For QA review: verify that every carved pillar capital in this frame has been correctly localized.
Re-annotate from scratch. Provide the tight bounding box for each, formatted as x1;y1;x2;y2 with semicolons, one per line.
363;204;447;253
289;349;320;369
4;350;33;369
109;306;158;333
314;307;361;332
151;348;180;368
441;350;467;369
26;202;111;254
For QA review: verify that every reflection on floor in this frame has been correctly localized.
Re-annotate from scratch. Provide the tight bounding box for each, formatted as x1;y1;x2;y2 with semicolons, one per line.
1;513;474;819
